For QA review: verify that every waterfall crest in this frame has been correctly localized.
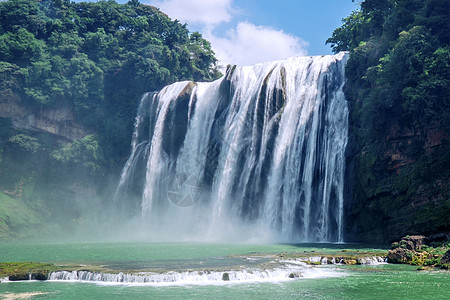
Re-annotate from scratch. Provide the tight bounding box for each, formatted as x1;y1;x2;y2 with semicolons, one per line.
116;52;349;242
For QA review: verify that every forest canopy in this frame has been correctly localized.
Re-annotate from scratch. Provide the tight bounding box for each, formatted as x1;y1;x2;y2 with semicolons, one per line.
327;0;450;137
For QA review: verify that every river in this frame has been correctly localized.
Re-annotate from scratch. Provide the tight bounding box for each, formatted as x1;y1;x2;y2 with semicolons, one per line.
1;242;449;299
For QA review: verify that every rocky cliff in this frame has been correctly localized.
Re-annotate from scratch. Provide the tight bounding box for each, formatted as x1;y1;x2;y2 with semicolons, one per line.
346;117;450;243
0;97;90;142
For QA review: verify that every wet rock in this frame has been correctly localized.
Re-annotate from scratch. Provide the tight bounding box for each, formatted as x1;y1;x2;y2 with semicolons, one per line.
288;272;302;278
387;248;411;263
30;272;47;281
8;271;48;281
8;273;29;281
325;257;335;264
222;272;230;281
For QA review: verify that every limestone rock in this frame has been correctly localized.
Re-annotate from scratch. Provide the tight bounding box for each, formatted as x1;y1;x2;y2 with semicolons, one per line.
399;235;426;251
387;248;411;263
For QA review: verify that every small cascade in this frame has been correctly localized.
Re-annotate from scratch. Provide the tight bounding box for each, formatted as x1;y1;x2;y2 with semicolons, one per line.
115;53;349;242
47;260;344;285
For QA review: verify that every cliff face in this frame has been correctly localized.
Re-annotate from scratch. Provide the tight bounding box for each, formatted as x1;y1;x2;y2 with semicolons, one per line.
346;117;450;243
385;120;447;170
0;97;90;142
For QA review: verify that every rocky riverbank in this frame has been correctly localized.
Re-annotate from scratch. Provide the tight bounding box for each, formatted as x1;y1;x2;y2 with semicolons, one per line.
388;235;450;269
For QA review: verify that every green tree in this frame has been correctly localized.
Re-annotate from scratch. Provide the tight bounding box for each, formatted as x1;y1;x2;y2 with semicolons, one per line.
8;134;40;153
52;134;105;174
0;28;45;65
82;28;119;62
0;62;25;100
326;11;368;53
402;46;450;124
0;0;43;36
187;32;219;81
48;31;84;59
68;54;104;114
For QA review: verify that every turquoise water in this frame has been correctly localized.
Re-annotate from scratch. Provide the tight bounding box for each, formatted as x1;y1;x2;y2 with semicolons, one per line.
1;242;449;299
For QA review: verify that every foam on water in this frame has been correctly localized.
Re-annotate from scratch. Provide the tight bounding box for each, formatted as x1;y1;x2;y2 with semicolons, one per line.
47;260;346;286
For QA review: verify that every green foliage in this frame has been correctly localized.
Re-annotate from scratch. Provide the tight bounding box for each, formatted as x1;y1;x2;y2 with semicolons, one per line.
0;62;25;101
0;28;45;64
0;262;55;277
8;134;40;153
326;11;368;53
329;0;449;129
402;46;450;124
0;0;44;36
52;134;105;174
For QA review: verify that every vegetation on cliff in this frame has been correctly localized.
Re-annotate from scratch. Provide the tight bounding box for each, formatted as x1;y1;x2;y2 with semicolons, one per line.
0;0;220;238
388;235;450;269
328;0;450;242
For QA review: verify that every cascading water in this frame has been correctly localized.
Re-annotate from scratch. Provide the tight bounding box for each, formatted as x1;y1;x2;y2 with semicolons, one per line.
116;52;349;243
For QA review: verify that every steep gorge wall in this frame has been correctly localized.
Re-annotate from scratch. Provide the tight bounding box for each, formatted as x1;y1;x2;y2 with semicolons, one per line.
346;116;450;243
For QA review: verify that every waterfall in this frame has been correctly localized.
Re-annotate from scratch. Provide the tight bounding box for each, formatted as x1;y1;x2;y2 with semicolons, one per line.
116;52;349;242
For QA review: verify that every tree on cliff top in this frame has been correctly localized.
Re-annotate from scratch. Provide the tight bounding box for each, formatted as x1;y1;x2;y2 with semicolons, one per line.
327;0;449;132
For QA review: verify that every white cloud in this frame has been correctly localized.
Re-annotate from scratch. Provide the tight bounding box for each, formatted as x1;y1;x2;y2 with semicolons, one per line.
146;0;309;67
206;22;308;67
150;0;233;25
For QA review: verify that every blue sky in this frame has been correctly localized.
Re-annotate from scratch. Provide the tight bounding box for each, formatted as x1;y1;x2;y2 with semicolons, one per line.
76;0;358;66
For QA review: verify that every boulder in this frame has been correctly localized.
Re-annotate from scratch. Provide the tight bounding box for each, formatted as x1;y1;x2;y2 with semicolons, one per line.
288;272;302;278
30;271;48;281
388;248;411;263
222;272;230;281
399;235;426;251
